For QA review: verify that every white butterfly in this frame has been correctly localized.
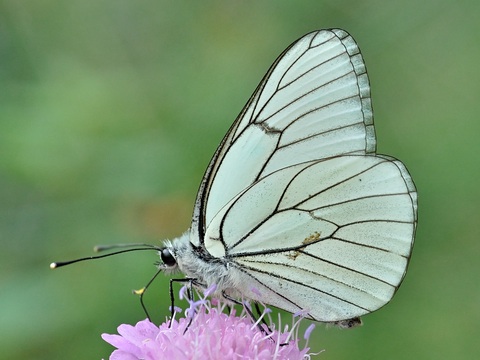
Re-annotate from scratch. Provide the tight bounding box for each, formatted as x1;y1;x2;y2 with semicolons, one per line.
160;28;417;326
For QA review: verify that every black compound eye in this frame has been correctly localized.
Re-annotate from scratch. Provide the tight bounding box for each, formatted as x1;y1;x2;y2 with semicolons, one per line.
160;248;176;267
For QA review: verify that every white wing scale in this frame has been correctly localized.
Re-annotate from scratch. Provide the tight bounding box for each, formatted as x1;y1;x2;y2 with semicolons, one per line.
181;29;417;323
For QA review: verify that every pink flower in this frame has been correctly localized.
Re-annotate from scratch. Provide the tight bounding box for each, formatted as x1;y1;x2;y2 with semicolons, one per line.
102;289;318;360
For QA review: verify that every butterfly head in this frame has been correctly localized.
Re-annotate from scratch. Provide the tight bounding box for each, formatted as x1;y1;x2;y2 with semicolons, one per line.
159;248;177;268
157;245;180;275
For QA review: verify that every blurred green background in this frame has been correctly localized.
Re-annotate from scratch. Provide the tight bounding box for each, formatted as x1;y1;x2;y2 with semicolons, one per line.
1;0;479;359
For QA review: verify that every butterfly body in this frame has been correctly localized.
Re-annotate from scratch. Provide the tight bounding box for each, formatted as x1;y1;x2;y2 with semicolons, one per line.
160;29;417;325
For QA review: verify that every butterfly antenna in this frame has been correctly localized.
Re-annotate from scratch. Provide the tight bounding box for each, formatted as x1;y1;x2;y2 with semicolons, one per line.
50;243;161;269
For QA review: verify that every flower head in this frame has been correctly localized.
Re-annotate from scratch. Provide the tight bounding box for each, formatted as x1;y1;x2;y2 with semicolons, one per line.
102;288;318;360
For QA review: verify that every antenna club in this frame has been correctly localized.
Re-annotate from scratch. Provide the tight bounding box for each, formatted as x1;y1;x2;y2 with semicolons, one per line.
47;246;160;269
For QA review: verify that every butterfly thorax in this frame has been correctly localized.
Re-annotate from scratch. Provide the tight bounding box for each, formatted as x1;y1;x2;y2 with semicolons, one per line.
165;232;244;299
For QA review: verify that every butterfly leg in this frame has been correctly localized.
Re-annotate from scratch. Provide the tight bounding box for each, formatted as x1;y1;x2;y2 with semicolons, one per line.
134;267;164;321
221;291;271;335
169;277;196;328
254;302;273;333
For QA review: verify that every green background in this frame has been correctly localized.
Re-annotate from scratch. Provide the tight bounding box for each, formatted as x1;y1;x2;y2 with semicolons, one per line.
1;1;479;359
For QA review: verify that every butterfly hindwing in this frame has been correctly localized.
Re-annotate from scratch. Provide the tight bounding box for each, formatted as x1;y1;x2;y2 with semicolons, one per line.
201;155;416;321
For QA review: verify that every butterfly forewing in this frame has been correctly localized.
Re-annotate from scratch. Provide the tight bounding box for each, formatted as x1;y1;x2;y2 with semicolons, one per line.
187;29;416;323
191;29;376;246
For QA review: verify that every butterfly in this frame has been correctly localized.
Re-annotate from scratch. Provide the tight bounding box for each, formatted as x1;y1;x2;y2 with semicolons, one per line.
52;28;417;327
158;28;417;327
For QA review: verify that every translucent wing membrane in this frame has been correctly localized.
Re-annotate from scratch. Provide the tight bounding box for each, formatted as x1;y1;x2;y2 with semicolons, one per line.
186;29;417;322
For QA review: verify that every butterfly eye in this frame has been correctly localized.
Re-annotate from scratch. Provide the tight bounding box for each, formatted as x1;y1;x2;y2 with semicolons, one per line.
160;248;176;267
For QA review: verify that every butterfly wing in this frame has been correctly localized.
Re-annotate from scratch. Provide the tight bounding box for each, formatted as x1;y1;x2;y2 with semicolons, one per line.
189;29;417;322
190;29;376;245
205;155;416;321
